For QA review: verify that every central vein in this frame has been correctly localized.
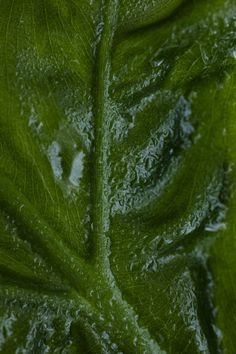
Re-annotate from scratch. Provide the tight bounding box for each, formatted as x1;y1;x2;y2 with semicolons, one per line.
91;0;119;270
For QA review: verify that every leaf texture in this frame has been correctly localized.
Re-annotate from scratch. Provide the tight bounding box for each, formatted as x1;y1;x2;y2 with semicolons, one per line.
0;0;236;353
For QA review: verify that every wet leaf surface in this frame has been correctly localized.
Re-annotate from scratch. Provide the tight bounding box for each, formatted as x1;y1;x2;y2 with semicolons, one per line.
0;0;236;353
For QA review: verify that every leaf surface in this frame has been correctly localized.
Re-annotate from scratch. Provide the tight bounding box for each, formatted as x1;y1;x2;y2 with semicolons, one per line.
0;0;236;353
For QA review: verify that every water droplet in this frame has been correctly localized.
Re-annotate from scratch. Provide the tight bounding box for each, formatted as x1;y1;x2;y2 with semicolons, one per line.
69;152;85;187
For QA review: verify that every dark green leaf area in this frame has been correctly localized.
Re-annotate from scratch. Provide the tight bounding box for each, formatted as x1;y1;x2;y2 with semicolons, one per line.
0;0;236;353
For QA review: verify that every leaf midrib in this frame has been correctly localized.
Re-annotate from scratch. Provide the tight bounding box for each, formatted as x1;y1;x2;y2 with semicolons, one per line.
90;0;119;268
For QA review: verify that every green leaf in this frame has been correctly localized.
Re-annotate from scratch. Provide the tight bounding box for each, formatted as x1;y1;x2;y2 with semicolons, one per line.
0;0;236;352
